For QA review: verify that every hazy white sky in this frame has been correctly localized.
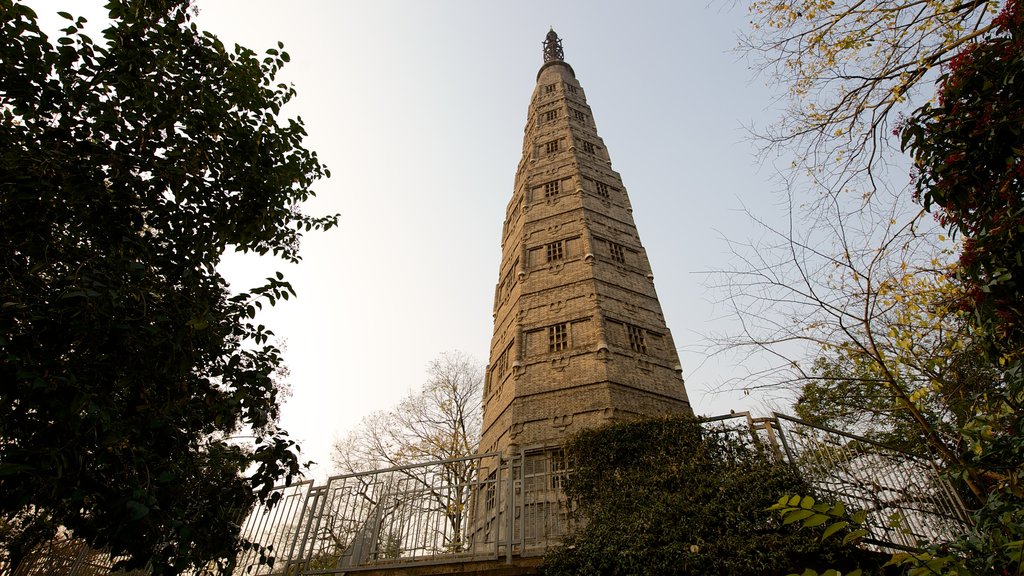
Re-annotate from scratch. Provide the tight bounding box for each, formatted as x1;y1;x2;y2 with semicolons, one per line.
38;1;796;481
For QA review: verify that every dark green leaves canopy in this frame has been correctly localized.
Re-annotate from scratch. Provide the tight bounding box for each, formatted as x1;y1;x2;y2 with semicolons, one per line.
0;1;336;573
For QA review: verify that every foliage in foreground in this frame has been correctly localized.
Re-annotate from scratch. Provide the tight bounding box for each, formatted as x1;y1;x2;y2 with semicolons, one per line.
770;494;972;576
543;418;881;576
735;0;1023;570
902;0;1024;571
0;1;336;573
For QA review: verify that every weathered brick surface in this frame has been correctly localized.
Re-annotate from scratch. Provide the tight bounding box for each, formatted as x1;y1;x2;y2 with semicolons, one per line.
481;55;692;458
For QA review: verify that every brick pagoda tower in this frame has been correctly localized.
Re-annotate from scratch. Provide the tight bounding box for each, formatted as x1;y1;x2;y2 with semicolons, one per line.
481;30;692;458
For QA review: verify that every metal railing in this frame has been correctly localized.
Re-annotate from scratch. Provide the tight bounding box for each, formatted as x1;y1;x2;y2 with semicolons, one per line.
231;480;315;575
5;413;973;575
768;412;972;551
233;448;572;574
6;533;149;576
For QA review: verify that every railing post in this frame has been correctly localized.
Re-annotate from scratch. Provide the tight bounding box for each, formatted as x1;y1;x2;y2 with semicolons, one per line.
750;414;786;463
287;484;325;575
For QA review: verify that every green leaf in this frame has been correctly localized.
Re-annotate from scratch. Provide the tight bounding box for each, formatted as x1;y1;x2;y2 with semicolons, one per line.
842;528;869;545
800;495;815;509
783;509;814;525
125;500;150;520
830;501;845;517
0;0;331;570
803;513;830;527
885;553;913;567
821;520;848;541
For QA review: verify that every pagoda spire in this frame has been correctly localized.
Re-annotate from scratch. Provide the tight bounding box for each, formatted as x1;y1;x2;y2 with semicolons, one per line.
543;28;564;63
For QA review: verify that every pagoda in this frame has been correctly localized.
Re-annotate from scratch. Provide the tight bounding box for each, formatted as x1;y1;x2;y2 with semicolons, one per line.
481;29;692;458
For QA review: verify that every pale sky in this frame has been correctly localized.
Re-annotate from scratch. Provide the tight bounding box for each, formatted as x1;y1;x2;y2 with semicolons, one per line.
36;1;794;482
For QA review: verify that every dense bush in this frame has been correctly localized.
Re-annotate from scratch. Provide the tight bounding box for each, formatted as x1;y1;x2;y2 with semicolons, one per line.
543;418;881;576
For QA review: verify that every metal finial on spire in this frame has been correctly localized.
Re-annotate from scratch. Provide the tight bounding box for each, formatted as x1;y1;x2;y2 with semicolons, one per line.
543;28;564;63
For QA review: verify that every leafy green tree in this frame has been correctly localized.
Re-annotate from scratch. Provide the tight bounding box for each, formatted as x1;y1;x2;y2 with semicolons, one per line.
903;0;1024;402
798;346;992;455
543;418;882;576
0;1;336;573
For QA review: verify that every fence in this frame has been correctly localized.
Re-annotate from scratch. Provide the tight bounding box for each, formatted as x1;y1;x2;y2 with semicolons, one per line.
232;448;571;574
769;412;972;551
5;413;973;575
5;533;148;576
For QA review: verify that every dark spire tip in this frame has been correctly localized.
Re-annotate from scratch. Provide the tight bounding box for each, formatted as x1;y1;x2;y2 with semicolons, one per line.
543;29;564;63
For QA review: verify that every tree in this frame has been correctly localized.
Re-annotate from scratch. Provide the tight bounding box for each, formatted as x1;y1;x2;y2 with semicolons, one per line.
901;1;1024;569
796;329;994;456
543;418;883;576
734;0;1024;569
724;0;1024;571
0;1;337;573
788;259;996;456
330;351;483;550
707;193;991;483
742;0;1005;196
332;351;483;473
724;0;1022;495
904;0;1024;381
